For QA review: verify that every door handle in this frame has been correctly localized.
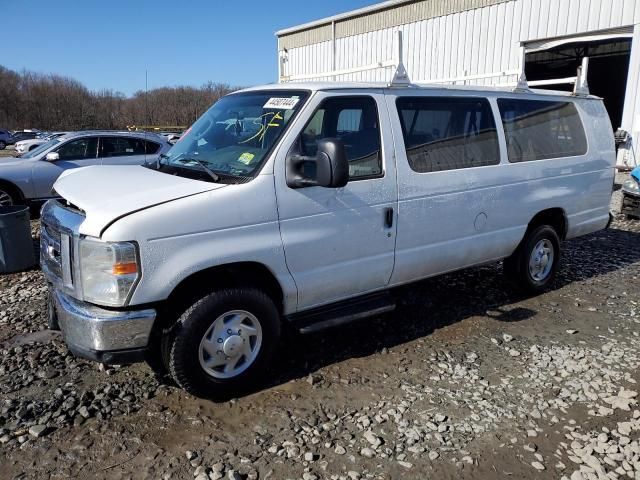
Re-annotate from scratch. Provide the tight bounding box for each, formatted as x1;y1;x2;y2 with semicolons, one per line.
384;207;394;228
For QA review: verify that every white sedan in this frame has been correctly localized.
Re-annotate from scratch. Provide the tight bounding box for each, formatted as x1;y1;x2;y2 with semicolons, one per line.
15;132;69;156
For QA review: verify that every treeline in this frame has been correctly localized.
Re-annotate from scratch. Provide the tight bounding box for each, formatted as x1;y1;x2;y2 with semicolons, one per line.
0;65;238;131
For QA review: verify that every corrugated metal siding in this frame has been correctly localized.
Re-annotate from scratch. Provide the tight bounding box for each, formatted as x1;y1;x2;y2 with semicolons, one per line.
278;0;511;50
279;25;333;51
280;0;640;165
334;0;511;38
281;0;639;84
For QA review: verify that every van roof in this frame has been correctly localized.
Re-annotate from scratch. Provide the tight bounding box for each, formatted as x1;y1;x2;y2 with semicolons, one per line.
238;82;600;100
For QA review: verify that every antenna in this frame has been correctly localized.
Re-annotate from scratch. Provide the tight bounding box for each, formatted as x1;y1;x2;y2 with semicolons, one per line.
144;69;148;164
389;31;411;87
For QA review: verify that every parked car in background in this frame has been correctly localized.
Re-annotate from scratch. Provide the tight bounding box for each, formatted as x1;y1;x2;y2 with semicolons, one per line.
15;132;70;156
622;166;640;218
10;130;40;144
41;83;615;398
0;129;11;149
0;131;170;206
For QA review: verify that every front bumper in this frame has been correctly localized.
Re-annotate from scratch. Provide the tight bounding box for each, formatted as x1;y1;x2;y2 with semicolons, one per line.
50;288;156;364
622;191;640;218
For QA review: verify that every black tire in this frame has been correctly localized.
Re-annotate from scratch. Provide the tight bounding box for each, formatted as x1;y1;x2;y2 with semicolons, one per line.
165;288;280;399
503;225;560;294
0;141;6;150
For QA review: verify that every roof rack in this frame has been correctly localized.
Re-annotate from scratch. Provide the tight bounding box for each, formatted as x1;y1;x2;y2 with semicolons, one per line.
279;30;410;86
572;57;591;96
389;31;411;87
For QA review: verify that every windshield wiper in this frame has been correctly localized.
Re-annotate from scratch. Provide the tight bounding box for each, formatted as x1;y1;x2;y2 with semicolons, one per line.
178;158;220;182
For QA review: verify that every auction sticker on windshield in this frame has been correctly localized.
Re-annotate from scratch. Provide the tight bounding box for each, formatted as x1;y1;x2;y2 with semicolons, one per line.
263;97;300;110
238;152;255;165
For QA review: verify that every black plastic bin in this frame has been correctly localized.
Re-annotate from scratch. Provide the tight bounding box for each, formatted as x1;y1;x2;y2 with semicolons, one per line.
0;205;36;273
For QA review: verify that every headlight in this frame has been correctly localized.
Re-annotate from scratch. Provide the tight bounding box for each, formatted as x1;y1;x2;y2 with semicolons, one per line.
623;177;640;195
79;238;140;307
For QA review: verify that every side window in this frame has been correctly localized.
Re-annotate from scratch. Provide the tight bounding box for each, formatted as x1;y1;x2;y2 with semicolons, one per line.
56;137;98;161
144;140;161;154
300;96;382;179
497;99;587;162
100;137;157;157
396;96;500;173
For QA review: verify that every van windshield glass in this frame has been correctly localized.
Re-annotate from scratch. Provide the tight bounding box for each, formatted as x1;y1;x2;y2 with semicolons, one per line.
156;90;309;181
22;138;61;159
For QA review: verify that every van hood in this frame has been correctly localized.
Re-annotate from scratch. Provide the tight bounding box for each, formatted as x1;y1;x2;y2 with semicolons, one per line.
53;165;222;236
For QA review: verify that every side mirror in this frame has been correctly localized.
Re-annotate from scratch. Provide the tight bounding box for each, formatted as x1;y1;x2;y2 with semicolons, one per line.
45;152;59;162
286;138;349;189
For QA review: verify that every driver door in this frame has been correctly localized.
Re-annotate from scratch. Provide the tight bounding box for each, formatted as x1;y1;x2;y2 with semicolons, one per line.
33;136;100;199
275;91;398;311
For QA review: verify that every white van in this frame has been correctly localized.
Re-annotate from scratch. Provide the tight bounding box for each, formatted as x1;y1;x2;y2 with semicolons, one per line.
41;83;615;397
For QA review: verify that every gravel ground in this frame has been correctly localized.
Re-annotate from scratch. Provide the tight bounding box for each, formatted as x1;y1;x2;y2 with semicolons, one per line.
0;174;639;480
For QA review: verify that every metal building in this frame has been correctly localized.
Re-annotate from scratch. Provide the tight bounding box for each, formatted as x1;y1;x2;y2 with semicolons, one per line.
276;0;640;167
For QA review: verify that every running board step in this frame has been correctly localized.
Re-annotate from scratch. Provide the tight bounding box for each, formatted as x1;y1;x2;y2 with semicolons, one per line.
287;292;395;334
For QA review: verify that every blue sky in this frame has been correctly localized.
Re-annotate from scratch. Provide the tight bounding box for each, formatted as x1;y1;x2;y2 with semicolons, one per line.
1;0;374;96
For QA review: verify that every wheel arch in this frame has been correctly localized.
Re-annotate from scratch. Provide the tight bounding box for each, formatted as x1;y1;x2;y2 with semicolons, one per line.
526;207;568;241
159;261;285;326
0;179;26;204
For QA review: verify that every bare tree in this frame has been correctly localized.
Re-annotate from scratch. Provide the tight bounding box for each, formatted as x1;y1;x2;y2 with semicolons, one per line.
0;65;238;131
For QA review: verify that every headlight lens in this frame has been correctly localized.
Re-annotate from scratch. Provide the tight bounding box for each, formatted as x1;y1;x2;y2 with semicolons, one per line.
79;238;140;307
623;177;640;195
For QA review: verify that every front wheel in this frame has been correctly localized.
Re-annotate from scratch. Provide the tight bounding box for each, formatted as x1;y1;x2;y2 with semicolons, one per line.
165;288;281;399
504;225;560;294
0;187;16;206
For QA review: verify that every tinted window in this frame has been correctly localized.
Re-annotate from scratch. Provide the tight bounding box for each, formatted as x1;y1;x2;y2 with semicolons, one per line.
56;137;98;160
397;97;500;173
301;96;382;179
100;137;160;157
497;99;587;162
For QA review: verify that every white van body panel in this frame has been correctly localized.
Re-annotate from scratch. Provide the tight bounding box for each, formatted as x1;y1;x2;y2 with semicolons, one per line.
101;173;298;311
273;90;398;310
384;90;614;287
47;82;615;319
90;90;328;313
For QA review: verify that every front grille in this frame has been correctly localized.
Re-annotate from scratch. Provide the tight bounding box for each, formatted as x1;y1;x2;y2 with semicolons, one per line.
40;200;84;293
622;194;640;216
40;222;63;281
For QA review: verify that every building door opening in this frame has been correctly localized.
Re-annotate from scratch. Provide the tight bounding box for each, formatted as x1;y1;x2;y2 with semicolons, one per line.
525;38;632;130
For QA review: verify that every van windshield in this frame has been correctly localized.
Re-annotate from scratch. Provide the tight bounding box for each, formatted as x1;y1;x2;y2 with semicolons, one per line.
155;90;309;182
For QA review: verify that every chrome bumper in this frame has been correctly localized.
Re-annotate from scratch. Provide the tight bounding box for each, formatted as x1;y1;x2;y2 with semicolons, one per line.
51;288;156;363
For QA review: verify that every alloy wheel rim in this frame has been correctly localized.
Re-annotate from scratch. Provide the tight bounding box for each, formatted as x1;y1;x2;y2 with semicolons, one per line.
198;309;263;379
0;190;13;207
528;239;554;282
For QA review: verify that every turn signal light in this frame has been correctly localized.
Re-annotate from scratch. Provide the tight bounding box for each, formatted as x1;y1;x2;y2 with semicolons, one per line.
112;262;138;275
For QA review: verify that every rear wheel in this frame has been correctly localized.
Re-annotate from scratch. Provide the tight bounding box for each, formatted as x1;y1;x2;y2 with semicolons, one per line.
504;225;560;294
165;288;280;399
0;141;6;150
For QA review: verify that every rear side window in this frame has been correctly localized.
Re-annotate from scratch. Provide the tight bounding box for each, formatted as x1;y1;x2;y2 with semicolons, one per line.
300;96;382;180
56;137;98;160
396;97;499;173
100;137;160;157
497;99;587;162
